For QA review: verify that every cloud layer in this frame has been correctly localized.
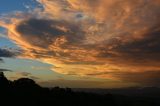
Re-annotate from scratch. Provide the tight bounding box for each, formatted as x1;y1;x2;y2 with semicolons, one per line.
0;0;160;86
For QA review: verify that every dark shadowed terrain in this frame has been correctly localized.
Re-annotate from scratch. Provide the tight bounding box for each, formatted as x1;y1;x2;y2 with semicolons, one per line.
0;72;160;106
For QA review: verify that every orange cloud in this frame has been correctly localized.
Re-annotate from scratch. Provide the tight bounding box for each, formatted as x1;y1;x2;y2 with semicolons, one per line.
0;0;160;86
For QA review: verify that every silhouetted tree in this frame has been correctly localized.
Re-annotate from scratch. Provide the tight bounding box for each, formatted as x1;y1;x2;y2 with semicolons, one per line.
0;72;10;90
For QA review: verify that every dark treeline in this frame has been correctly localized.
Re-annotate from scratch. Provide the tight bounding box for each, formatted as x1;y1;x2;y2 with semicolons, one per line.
0;72;159;106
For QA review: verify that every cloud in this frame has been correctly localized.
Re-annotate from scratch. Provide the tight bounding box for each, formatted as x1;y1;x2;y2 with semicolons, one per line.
15;18;85;48
18;72;31;77
0;48;19;63
0;49;12;58
0;69;12;72
0;58;3;62
17;72;39;80
8;72;39;81
116;71;160;86
0;48;19;58
29;76;39;80
0;0;160;86
86;70;160;86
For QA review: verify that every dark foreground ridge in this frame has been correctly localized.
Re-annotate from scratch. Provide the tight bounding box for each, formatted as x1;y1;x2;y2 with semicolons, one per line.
0;72;160;106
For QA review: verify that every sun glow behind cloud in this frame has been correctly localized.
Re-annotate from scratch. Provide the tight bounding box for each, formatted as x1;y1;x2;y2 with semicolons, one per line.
0;0;160;87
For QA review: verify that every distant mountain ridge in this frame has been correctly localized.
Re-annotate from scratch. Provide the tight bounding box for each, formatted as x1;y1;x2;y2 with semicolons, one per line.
0;72;160;106
73;87;160;97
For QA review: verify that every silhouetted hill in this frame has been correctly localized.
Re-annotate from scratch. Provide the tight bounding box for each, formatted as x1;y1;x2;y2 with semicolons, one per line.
73;87;160;98
0;72;159;106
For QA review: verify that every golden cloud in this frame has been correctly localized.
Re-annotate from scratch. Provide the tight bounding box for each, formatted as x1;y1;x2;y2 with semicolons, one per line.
0;0;160;86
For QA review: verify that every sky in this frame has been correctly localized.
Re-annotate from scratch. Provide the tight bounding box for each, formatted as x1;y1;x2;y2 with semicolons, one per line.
0;0;160;88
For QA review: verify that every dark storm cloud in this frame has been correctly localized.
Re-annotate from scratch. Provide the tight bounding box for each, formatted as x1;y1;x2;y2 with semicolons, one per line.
0;50;13;72
0;48;18;57
96;23;160;65
16;19;65;48
16;18;85;48
114;25;160;62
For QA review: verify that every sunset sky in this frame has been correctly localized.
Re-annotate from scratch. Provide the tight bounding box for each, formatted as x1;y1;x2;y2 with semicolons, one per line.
0;0;160;88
